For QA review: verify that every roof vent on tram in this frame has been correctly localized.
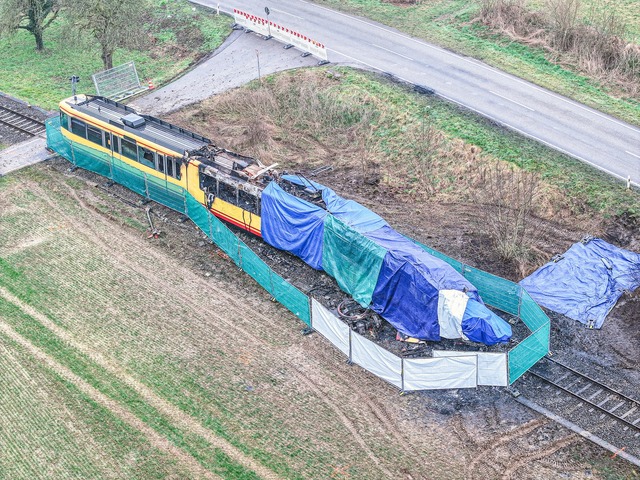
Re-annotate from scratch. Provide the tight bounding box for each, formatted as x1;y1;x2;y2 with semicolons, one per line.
121;113;146;128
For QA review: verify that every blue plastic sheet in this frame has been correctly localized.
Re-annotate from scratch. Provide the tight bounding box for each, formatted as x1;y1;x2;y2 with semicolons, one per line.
367;226;512;342
261;182;327;270
282;174;386;233
520;238;640;328
461;299;513;345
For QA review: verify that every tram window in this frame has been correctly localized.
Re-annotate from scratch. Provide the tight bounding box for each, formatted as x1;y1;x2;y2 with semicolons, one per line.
219;182;237;204
70;118;87;138
121;136;137;160
87;126;102;145
113;136;120;154
105;133;112;150
157;154;165;174
238;190;258;215
60;112;69;130
166;157;173;177
138;145;155;169
174;161;182;180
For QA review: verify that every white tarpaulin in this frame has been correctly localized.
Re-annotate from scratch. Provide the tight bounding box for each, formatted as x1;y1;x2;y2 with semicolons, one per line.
351;332;402;388
432;350;508;386
437;289;470;339
403;356;477;390
311;299;350;356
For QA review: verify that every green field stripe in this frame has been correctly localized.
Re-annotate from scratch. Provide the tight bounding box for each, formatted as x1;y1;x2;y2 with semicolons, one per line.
0;295;262;480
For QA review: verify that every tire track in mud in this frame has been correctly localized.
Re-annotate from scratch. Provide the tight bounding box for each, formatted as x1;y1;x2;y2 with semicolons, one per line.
0;313;221;480
454;413;580;480
500;434;578;480
31;179;399;478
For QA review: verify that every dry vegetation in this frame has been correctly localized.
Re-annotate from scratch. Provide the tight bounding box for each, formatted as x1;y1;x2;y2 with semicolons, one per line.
476;0;640;95
169;69;594;275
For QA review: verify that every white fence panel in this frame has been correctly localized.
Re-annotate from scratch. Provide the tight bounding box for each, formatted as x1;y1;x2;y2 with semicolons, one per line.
404;356;477;391
311;299;350;356
351;332;402;389
477;353;508;386
233;9;270;36
432;350;508;386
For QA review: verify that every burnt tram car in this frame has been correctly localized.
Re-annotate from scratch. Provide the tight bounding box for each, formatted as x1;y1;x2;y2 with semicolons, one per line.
58;94;278;236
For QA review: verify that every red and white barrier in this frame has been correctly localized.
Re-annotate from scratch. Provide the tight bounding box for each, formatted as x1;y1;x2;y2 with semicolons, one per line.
233;8;328;62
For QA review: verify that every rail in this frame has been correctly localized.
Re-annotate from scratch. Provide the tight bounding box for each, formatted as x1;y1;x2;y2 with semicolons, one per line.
0;105;46;136
529;357;640;433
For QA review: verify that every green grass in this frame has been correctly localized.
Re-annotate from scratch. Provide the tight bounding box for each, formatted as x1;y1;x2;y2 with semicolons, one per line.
0;0;230;110
314;0;640;126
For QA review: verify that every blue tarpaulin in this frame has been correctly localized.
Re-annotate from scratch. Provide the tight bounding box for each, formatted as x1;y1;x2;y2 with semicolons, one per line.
520;238;640;328
263;176;513;345
261;182;327;270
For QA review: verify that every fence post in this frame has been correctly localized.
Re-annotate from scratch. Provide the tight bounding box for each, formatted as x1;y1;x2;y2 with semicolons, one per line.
517;285;523;318
144;173;149;199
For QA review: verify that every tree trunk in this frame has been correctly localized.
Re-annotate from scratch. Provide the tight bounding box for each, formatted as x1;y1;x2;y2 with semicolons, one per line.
101;48;113;70
34;28;44;51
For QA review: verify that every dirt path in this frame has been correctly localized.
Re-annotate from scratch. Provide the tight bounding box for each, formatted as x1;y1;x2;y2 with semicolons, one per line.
131;29;318;117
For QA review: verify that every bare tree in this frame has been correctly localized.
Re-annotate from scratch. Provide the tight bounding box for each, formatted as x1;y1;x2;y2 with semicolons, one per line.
0;0;60;51
476;163;543;271
546;0;581;50
63;0;148;70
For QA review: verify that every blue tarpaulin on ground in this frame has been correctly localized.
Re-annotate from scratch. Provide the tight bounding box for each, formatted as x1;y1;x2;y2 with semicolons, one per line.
261;182;327;270
462;298;513;345
519;238;640;328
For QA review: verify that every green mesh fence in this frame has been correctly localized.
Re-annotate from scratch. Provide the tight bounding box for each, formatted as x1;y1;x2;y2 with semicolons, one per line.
47;118;549;382
413;234;550;384
322;215;386;307
462;266;521;316
508;322;550;384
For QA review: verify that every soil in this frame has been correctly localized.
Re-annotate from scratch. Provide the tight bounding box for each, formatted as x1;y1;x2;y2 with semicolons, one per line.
2;35;639;476
32;154;636;478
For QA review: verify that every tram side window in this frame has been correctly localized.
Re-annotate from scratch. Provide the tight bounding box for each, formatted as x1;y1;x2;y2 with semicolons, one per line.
113;136;120;154
121;136;137;160
166;157;173;177
174;159;182;180
138;145;155;169
238;190;258;215
71;118;87;138
219;182;237;204
87;126;102;146
60;112;69;130
157;154;165;174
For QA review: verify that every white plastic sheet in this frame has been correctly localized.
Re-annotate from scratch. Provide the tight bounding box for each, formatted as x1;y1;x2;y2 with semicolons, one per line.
437;289;469;339
311;299;350;356
432;350;508;386
351;333;403;388
403;356;477;390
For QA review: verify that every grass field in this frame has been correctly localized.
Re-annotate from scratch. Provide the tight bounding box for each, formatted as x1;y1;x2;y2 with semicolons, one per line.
0;0;230;110
0;167;469;479
314;0;640;126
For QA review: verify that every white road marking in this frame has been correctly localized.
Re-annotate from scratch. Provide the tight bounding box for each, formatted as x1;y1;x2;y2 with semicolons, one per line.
371;43;414;61
490;91;535;111
626;151;640;160
269;8;303;19
295;0;640;135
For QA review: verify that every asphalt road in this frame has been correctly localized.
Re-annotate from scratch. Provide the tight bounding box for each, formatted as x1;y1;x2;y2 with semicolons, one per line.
193;0;640;188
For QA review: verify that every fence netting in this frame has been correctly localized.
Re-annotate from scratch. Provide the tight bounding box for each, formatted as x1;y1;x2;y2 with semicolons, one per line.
46;118;549;386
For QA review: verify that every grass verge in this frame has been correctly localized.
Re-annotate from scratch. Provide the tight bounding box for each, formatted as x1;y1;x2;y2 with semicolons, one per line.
313;0;640;126
0;0;230;110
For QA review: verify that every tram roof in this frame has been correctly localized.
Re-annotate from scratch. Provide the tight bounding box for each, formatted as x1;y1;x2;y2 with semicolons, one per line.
64;95;210;154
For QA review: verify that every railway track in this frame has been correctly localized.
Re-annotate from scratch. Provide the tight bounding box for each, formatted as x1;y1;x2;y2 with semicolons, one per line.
524;356;640;462
0;105;46;137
